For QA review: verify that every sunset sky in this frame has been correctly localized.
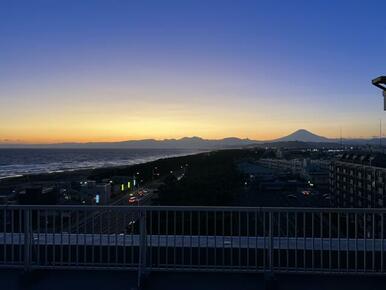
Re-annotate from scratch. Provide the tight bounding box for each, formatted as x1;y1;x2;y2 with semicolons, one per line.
1;0;386;144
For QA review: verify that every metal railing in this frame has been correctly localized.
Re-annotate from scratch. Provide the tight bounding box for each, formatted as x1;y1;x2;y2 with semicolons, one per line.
1;205;386;277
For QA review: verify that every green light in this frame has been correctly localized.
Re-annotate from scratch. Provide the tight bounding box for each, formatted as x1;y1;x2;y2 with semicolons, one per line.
128;182;131;189
121;184;125;191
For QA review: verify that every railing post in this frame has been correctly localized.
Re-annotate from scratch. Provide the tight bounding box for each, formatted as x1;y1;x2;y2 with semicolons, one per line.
24;208;32;272
264;211;277;290
137;208;147;289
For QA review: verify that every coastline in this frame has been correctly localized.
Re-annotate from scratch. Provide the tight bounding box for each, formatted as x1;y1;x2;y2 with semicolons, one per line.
0;149;210;187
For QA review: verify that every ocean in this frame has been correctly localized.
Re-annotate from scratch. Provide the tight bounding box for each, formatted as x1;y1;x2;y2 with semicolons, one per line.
0;148;200;179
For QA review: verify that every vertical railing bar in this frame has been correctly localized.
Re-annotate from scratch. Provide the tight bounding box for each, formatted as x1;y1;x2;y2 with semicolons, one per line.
166;211;169;268
329;212;331;273
68;210;71;266
320;212;323;271
372;213;375;272
36;209;40;266
381;213;385;273
213;211;217;268
158;211;160;268
99;211;103;265
247;211;250;269
138;208;147;284
130;210;134;266
263;211;266;270
223;211;225;269
269;211;273;273
355;213;358;272
338;212;340;272
83;209;87;266
3;208;5;264
174;211;176;270
181;211;184;269
230;211;232;269
123;211;127;267
60;211;63;266
206;211;209;268
238;211;241;269
364;213;367;272
115;210;118;265
277;212;281;270
11;210;14;264
213;211;216;269
198;210;201;268
312;212;314;271
76;211;79;266
346;212;349;272
295;212;297;270
91;209;95;265
23;208;31;272
107;209;111;266
190;211;192;268
45;210;48;266
150;209;153;270
3;209;6;265
19;210;22;265
52;210;56;266
286;212;289;271
303;212;306;271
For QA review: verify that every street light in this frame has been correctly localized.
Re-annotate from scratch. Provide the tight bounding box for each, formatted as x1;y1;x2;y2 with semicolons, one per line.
372;76;386;110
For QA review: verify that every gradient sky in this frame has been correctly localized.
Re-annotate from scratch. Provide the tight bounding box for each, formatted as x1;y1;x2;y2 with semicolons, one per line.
1;0;386;143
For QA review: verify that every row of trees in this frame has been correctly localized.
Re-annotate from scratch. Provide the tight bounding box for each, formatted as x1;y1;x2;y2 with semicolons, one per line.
156;149;260;206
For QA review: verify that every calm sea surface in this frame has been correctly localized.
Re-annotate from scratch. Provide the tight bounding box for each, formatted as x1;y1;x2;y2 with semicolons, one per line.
0;149;199;179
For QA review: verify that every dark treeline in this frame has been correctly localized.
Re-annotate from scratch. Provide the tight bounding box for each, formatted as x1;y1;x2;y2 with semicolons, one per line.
156;149;262;206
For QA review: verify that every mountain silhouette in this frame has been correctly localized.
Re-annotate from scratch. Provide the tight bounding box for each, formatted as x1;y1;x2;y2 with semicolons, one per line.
272;129;332;143
2;129;381;149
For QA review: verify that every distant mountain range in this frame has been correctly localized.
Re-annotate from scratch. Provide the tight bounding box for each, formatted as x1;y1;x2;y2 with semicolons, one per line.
1;129;385;149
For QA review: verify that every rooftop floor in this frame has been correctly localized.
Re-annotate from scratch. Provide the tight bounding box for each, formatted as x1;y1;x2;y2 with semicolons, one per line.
1;269;385;290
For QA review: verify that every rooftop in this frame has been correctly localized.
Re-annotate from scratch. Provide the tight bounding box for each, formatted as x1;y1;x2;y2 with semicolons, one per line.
1;270;386;290
338;152;386;168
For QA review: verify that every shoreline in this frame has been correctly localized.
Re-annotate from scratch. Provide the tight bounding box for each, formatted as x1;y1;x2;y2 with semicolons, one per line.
0;150;210;187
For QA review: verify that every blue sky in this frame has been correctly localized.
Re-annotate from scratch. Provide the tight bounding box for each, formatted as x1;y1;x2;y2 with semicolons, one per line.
1;0;386;143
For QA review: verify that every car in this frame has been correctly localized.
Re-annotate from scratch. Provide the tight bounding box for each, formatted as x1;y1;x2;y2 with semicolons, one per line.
128;196;137;204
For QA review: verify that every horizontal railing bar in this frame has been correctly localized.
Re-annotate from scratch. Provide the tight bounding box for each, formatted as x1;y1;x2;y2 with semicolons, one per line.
1;204;386;214
1;233;385;251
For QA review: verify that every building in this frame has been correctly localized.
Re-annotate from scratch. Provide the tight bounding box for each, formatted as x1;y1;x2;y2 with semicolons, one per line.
110;176;136;196
78;181;112;205
330;152;386;208
302;159;330;192
258;158;303;174
18;186;59;205
259;158;330;190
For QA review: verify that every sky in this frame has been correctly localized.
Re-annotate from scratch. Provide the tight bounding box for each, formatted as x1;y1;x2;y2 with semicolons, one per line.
1;0;386;144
